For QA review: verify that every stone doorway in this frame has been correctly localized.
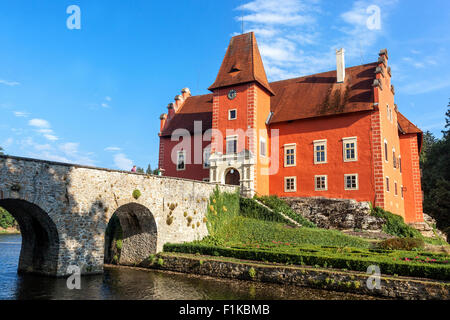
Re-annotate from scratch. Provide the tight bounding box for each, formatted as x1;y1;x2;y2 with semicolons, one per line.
225;168;240;186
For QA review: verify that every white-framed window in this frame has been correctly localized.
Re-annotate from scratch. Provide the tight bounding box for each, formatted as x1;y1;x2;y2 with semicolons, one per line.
284;144;296;167
177;150;186;171
284;176;297;192
386;176;390;192
394;181;398;196
342;137;357;162
226;135;237;154
260;137;267;157
203;147;211;168
344;174;358;190
228;109;237;120
314;140;327;164
315;175;328;191
384;139;388;162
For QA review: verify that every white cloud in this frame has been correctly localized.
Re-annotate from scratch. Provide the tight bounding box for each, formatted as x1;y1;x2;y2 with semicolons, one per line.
0;79;20;86
60;142;79;156
43;134;59;141
101;103;109;108
104;146;121;152
105;96;112;101
399;78;450;95
28;118;50;129
13;111;30;117
114;153;133;170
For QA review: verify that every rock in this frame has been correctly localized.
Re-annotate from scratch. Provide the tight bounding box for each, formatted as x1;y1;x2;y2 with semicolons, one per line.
282;197;385;232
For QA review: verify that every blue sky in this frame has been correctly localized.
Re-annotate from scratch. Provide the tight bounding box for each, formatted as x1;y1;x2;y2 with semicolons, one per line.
1;0;449;170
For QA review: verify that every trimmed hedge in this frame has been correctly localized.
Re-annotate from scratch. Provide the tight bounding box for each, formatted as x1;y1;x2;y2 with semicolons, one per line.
256;195;316;228
239;197;294;225
378;238;425;251
164;243;450;281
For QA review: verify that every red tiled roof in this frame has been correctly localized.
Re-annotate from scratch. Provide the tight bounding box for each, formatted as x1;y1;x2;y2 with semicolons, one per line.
398;112;422;134
160;62;391;136
160;94;213;137
208;32;274;95
269;62;377;123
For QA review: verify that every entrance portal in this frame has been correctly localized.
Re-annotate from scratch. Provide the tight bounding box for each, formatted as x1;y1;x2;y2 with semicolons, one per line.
225;168;240;186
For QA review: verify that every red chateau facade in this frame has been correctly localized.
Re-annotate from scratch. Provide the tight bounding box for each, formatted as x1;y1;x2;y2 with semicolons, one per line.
158;32;424;223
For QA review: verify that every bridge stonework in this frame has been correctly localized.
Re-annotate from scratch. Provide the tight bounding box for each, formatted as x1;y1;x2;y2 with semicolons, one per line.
0;155;236;277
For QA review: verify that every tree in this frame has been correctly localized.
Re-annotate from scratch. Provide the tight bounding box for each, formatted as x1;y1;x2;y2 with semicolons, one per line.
146;164;152;175
420;131;437;168
136;167;144;174
0;146;4;155
421;100;450;238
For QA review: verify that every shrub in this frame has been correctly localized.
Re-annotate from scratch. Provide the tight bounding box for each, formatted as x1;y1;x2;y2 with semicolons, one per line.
256;195;316;228
157;258;164;266
248;267;256;279
0;207;16;229
115;239;123;250
132;189;141;200
239;197;294;225
378;237;424;251
371;207;423;238
166;216;174;225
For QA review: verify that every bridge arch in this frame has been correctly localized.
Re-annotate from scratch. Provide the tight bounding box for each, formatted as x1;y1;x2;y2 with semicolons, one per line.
0;199;59;276
104;203;157;266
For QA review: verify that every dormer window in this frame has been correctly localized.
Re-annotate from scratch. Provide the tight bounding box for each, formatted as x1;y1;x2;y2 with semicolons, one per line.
228;109;237;120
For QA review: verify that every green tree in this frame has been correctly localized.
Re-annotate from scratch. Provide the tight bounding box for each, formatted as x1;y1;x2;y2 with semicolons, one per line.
146;164;152;175
136;167;144;173
422;100;450;238
420;131;437;168
0;146;4;155
0;207;16;229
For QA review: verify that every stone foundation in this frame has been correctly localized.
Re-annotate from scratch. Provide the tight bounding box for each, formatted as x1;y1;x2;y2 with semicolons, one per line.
282;197;384;231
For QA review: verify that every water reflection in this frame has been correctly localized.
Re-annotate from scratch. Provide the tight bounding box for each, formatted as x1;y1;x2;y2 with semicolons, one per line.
0;234;378;300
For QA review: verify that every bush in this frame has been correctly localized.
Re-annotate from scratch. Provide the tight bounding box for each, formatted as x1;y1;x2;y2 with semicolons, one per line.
132;189;141;200
164;242;450;281
378;237;424;251
256;195;316;228
371;207;423;238
0;207;16;229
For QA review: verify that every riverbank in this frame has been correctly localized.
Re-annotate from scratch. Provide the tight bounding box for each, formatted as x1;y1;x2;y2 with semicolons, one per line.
0;227;20;234
127;252;450;300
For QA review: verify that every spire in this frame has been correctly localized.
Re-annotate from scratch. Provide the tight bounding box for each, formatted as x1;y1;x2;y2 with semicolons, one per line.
208;32;274;95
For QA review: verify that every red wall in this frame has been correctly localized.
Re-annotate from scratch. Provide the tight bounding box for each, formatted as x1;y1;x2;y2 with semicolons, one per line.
269;111;376;202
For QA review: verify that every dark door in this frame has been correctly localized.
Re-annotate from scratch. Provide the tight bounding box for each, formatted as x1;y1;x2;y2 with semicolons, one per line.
225;169;240;186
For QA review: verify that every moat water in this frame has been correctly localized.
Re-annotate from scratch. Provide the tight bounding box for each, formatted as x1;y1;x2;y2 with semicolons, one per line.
0;234;377;300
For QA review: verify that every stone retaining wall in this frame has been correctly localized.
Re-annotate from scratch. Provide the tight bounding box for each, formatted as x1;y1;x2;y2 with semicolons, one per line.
140;253;450;300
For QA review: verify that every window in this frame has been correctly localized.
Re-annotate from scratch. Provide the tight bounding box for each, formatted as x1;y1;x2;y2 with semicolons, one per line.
344;174;358;190
315;175;328;191
384;140;388;162
314;140;327;164
260;138;267;157
177;150;186;171
387;105;390;121
343;137;357;162
393;149;396;168
394;181;398;196
228;109;237;120
284;144;296;167
399;156;402;173
401;185;404;199
284;177;297;192
226;135;237;154
203;147;211;168
386;177;390;192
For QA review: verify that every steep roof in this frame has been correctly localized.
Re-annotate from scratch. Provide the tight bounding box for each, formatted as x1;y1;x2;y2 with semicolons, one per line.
160;94;213;137
269;62;378;123
208;32;274;95
398;112;422;134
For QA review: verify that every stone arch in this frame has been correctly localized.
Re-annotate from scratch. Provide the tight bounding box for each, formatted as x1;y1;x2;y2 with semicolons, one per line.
104;203;157;266
224;167;241;186
0;199;59;276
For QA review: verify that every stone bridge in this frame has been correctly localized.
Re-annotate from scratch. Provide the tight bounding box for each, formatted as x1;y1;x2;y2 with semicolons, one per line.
0;155;236;277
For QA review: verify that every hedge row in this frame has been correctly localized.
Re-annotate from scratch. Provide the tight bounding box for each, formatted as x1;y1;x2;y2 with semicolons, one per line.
239;197;295;225
164;243;450;281
256;195;317;228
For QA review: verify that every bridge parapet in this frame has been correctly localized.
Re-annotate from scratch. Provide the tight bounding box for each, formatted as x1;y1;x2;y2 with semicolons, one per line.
0;155;237;276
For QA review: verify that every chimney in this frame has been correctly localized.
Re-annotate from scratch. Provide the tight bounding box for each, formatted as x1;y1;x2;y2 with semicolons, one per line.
174;95;184;111
181;88;191;100
336;48;345;83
